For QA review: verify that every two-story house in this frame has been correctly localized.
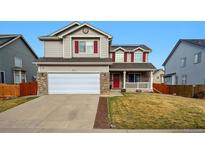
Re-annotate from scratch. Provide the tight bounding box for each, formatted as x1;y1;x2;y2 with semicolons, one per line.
163;39;205;85
35;22;155;95
0;35;38;84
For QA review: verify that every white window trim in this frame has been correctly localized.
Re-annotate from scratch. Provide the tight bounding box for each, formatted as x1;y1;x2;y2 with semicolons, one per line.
181;74;187;85
72;39;99;54
14;56;22;67
14;70;26;84
115;51;124;62
134;52;143;63
0;71;6;83
14;70;20;84
21;72;27;83
181;57;186;67
194;52;201;64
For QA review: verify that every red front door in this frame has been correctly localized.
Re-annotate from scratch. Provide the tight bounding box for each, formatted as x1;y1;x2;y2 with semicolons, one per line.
113;74;120;88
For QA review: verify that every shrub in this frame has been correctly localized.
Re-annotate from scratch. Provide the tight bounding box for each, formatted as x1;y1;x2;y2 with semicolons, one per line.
136;89;142;93
121;89;126;93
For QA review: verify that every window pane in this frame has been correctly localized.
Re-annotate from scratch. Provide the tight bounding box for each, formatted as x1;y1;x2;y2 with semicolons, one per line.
14;71;20;83
79;41;86;53
134;74;140;82
86;41;93;54
128;74;135;82
194;54;198;63
0;72;4;83
21;72;26;83
134;52;142;62
15;57;22;67
181;57;186;67
182;75;187;85
115;52;124;62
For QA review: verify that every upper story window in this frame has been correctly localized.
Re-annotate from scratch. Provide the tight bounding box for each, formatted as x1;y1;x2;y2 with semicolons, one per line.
194;52;201;64
74;40;98;54
79;40;93;54
134;52;143;63
115;52;124;62
180;57;186;68
14;57;22;67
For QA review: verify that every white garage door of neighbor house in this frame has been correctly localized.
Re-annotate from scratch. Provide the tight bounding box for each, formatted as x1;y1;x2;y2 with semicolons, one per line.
48;73;100;94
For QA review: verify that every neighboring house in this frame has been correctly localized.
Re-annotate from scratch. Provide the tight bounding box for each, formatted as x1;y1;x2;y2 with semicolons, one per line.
153;69;164;84
34;22;155;95
0;35;38;84
163;39;205;85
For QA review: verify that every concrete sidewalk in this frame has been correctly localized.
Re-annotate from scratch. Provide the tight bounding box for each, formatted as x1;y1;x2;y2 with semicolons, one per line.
0;128;204;133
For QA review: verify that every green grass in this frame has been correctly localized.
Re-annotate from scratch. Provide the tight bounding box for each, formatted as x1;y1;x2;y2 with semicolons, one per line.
0;96;38;112
108;93;205;129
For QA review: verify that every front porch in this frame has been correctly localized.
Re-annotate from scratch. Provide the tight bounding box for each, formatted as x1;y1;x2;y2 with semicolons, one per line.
110;71;153;91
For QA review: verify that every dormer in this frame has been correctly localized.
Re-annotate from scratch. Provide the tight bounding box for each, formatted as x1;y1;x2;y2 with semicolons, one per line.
110;45;151;63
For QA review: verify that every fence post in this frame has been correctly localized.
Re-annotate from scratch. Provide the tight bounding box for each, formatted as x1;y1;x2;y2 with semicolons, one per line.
192;85;195;98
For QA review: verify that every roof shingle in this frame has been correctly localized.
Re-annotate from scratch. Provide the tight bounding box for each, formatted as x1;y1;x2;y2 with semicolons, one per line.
110;63;156;70
111;44;151;51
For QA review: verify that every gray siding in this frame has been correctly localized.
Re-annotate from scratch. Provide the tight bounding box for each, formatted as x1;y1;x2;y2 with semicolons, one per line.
164;41;205;85
44;41;63;57
0;38;37;84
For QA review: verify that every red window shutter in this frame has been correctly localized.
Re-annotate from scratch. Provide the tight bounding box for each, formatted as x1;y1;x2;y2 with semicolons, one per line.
143;52;147;62
112;52;115;62
124;52;127;62
94;41;98;53
131;52;134;62
74;41;79;53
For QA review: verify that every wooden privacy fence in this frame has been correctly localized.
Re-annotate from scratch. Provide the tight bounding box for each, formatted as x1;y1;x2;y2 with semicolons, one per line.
153;83;205;98
0;81;37;98
169;85;193;97
19;81;38;96
153;83;170;94
0;84;20;97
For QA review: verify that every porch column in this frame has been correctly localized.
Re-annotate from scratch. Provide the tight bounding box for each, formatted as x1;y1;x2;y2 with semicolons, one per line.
150;71;153;90
123;71;126;89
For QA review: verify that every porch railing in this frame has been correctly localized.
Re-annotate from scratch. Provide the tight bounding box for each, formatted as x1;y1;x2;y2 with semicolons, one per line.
126;82;150;89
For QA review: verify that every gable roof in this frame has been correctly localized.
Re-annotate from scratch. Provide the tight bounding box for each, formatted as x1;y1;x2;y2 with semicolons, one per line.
153;69;164;74
59;23;112;38
162;39;205;66
111;44;151;51
49;21;81;36
0;34;38;59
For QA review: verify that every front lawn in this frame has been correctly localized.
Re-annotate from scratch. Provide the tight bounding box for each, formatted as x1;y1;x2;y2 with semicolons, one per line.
0;96;38;112
108;93;205;129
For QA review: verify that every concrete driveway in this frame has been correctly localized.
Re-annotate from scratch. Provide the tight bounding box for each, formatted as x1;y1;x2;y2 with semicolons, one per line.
0;95;99;132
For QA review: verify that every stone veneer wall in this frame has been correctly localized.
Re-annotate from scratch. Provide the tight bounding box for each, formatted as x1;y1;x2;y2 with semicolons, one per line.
37;72;48;95
100;72;110;95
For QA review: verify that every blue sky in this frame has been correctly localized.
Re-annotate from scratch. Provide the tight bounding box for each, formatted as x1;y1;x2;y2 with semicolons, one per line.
0;21;205;68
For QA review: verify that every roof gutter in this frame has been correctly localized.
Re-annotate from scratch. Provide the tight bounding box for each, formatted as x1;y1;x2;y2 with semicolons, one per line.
109;68;155;71
39;36;62;41
33;61;113;65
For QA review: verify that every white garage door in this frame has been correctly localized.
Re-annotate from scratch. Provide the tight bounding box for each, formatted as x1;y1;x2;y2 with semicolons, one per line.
48;73;100;94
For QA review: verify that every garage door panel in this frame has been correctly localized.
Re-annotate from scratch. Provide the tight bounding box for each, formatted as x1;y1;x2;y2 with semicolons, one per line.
48;73;100;94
